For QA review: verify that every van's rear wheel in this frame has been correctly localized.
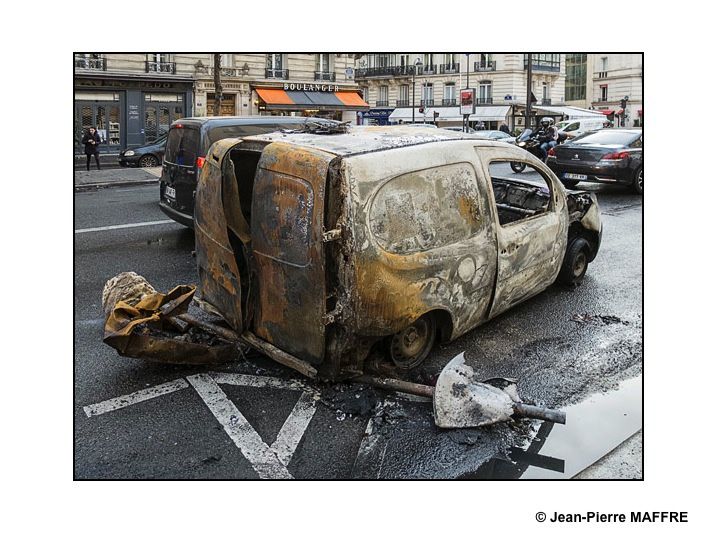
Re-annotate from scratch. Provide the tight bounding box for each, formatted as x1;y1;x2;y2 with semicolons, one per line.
389;314;437;370
557;237;590;285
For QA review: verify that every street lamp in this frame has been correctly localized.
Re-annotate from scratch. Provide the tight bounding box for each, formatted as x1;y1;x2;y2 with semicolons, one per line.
412;57;422;124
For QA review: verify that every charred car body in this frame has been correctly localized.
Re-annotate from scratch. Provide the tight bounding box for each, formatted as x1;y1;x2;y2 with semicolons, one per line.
193;126;602;382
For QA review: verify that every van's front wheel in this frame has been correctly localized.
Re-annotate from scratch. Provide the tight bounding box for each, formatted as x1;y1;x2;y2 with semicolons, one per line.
389;314;437;370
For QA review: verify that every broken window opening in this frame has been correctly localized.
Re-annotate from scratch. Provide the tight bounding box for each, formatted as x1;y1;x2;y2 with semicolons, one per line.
488;161;552;226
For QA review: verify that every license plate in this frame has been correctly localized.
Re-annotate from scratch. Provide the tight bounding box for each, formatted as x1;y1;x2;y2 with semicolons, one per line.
165;186;176;199
564;173;587;180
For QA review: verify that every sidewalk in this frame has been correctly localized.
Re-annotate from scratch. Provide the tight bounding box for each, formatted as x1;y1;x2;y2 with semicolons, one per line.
74;166;162;191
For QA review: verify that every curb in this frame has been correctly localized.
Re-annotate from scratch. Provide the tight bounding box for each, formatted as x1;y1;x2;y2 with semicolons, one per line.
74;179;159;192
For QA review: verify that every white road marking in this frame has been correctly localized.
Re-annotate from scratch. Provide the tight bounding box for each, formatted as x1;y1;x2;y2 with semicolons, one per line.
83;378;189;417
74;219;176;234
270;392;317;467
186;373;293;479
210;372;315;393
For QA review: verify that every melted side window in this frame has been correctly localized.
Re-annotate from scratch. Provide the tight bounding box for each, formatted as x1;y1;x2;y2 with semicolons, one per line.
487;161;553;226
369;162;482;254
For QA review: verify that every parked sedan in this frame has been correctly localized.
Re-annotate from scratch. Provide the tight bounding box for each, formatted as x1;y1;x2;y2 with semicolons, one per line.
547;128;643;194
118;134;167;168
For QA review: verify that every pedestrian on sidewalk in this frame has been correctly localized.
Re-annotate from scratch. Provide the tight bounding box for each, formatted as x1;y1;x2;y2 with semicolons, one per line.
82;127;101;171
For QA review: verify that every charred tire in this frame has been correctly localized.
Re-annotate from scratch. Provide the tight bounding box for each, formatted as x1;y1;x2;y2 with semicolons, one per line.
389;314;437;371
633;168;643;194
139;154;159;168
510;161;526;173
561;179;580;188
557;237;591;286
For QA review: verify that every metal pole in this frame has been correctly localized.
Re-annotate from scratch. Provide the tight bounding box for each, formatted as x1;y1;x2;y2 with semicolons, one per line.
525;53;533;130
412;67;416;124
464;54;470;132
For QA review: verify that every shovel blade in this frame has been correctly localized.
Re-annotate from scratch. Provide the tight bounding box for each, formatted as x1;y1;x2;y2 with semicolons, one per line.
433;352;515;428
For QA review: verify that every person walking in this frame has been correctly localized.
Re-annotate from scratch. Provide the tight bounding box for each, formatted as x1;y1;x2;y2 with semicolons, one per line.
499;122;511;134
82;127;101;171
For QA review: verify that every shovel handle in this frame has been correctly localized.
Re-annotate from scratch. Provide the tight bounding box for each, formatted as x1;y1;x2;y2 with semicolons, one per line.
513;403;566;425
354;375;435;398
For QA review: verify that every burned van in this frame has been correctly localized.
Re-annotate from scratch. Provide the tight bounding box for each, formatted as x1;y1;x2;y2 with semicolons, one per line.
193;126;602;381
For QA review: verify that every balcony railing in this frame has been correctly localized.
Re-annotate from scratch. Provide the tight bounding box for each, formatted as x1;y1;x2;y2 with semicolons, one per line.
376;100;389;107
355;65;416;78
439;63;460;74
420;99;434;107
315;71;336;81
523;58;561;72
421;65;437;75
541;98;552;105
146;61;176;74
474;60;496;72
595;71;608;79
75;56;106;70
396;99;409;107
442;98;457;106
476;97;493;105
265;68;289;79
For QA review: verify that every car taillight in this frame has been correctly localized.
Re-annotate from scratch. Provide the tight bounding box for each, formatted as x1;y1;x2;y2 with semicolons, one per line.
600;151;629;160
196;156;206;168
548;147;556;157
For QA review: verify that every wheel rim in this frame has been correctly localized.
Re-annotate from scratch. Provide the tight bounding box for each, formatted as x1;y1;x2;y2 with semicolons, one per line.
140;156;156;167
573;251;588;278
390;318;432;369
637;170;643;191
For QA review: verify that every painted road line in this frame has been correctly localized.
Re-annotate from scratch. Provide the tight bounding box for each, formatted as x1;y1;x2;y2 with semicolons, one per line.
83;378;189;418
75;219;176;234
270;392;317;467
210;372;315;393
187;373;293;479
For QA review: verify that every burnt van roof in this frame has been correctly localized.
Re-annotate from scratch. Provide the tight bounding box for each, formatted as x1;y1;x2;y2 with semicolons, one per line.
244;125;494;157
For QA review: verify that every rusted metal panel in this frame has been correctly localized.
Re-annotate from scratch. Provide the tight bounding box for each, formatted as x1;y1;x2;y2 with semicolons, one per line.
250;142;335;366
194;139;247;333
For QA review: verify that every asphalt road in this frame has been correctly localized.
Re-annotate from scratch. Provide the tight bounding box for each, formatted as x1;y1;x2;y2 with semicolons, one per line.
74;170;642;479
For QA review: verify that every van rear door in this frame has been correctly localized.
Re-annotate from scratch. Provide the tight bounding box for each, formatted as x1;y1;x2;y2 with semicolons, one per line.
161;125;201;215
250;142;333;366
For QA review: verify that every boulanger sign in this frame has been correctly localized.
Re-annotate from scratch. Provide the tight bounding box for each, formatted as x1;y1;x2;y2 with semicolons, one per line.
284;83;340;92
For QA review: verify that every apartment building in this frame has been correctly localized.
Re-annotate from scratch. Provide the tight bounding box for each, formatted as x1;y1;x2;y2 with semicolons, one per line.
354;53;566;129
74;53;367;155
565;53;643;127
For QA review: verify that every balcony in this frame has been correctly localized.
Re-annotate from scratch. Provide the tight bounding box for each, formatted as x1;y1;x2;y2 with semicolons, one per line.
541;98;552;105
420;65;437;75
265;68;289;79
441;98;457;106
523;58;561;72
315;71;336;82
439;63;460;74
474;60;496;72
420;99;434;107
75;56;106;70
595;71;608;79
146;61;176;74
376;100;389;107
355;65;415;78
476;97;493;105
396;99;409;107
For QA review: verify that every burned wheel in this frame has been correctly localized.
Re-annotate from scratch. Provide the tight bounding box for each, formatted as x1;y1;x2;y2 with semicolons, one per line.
139;154;159;168
389;314;437;370
557;237;590;286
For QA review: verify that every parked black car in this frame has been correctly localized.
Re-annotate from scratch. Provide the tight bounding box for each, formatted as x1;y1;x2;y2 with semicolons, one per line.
159;116;339;227
546;128;643;194
119;133;167;168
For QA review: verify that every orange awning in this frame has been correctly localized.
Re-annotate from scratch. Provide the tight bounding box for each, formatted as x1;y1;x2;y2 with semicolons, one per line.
335;92;369;107
255;88;294;105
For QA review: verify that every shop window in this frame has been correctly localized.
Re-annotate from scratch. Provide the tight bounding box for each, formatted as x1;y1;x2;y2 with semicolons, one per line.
370;163;482;254
107;106;121;146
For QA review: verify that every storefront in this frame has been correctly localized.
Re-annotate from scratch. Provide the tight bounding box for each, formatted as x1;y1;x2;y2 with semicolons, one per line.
360;108;393;126
253;84;369;122
74;73;194;155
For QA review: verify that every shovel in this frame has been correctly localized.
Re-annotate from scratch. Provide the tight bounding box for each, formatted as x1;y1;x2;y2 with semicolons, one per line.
356;352;565;428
